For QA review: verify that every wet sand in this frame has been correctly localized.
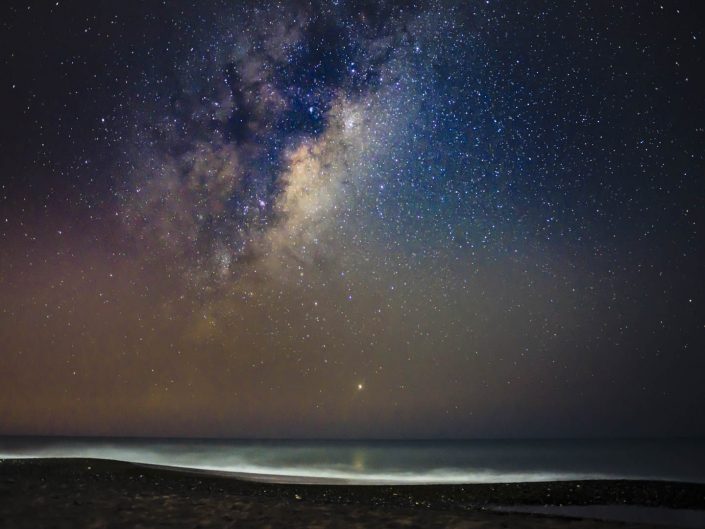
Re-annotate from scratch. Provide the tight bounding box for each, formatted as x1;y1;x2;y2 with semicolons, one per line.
1;458;704;528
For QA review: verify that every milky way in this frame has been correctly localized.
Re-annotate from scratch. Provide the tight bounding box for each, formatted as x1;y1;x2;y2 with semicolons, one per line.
1;0;703;438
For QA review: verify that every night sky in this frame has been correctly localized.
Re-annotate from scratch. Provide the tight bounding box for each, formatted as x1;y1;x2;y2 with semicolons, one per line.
1;0;704;439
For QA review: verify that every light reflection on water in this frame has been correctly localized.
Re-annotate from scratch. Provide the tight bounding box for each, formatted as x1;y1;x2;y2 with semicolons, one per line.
1;438;703;485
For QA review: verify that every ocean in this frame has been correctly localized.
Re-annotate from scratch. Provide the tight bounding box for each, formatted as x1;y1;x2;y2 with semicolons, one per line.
1;437;703;485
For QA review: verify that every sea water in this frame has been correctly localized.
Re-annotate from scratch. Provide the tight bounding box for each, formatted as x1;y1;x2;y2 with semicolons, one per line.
1;437;703;485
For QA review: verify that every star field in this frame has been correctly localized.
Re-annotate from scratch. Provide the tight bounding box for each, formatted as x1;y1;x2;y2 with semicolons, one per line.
0;0;704;438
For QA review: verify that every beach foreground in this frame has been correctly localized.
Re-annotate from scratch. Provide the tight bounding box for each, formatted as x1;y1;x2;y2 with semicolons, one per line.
1;458;704;529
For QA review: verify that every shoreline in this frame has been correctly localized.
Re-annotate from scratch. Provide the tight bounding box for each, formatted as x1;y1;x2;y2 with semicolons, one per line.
2;458;705;528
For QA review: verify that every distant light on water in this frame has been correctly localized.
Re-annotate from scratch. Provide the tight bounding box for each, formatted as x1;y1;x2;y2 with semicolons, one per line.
1;438;704;485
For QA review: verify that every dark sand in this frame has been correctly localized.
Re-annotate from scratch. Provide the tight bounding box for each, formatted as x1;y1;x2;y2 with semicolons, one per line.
1;458;704;528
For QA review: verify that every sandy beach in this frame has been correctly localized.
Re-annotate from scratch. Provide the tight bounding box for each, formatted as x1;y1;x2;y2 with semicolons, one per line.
1;458;704;528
